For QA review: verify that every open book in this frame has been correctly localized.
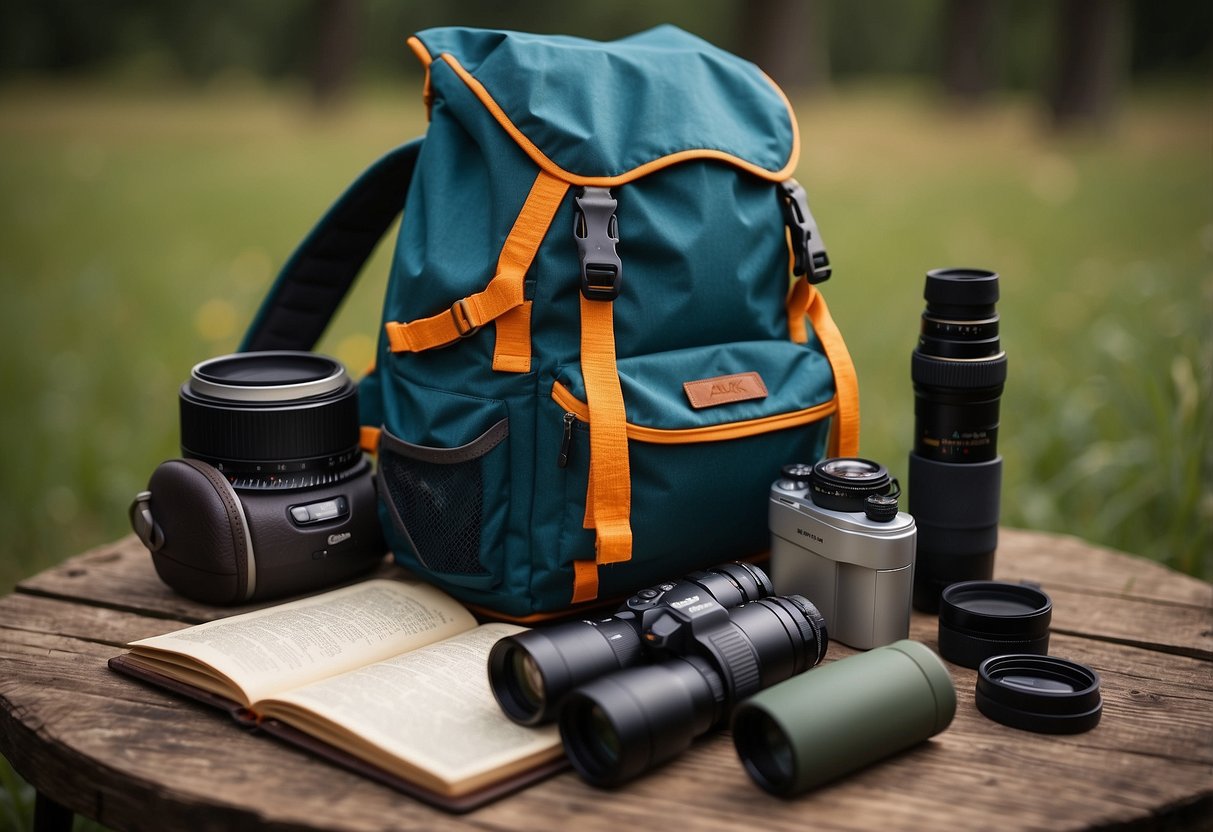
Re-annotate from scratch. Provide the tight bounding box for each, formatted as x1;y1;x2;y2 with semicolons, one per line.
107;579;565;812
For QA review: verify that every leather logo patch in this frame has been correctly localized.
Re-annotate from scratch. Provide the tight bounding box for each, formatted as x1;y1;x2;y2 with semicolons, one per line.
683;372;768;409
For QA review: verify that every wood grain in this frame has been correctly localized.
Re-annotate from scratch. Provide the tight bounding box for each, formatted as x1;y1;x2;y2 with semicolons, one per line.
2;530;1211;832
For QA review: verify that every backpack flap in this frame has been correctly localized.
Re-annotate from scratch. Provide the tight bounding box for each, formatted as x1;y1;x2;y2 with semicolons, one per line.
407;25;798;184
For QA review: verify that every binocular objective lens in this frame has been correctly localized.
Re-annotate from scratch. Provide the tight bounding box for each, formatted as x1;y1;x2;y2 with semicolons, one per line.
507;649;546;713
563;697;628;782
585;704;622;768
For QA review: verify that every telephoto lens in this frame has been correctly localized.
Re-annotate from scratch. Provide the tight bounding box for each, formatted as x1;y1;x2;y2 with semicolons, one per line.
732;640;956;796
909;268;1008;611
487;562;773;725
557;594;827;787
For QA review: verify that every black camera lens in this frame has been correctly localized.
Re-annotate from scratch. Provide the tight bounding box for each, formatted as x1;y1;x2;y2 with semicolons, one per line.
808;457;896;515
179;351;366;490
910;268;1008;611
557;594;827;787
488;563;774;726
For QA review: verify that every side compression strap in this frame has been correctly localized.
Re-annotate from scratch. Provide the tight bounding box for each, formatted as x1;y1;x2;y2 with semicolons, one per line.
787;279;860;457
241;139;423;352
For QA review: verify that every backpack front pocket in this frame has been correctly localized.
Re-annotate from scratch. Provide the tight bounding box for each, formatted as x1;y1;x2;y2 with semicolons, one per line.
376;402;510;591
534;340;839;603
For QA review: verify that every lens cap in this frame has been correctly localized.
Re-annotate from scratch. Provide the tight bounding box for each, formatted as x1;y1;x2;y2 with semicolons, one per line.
938;580;1051;668
976;654;1102;734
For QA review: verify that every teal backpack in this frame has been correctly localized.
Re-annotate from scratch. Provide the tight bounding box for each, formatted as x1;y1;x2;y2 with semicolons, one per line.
242;25;860;619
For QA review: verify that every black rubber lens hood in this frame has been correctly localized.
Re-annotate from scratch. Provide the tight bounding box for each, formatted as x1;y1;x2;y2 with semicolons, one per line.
976;654;1102;734
938;580;1052;668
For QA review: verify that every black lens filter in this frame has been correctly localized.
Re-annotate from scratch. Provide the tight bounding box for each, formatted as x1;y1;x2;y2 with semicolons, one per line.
938;580;1051;668
976;654;1102;734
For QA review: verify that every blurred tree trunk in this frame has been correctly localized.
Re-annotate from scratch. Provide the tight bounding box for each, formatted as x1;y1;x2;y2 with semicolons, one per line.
736;0;829;92
941;0;999;105
1049;0;1127;130
310;0;358;110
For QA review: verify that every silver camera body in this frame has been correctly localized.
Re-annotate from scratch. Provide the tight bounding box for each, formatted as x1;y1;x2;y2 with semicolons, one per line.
769;469;916;650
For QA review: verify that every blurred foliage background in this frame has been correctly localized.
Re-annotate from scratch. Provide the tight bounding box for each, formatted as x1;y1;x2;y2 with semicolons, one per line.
0;1;1209;827
0;0;1209;597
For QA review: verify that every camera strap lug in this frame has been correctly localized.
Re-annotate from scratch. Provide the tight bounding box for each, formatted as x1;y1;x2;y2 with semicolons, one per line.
129;490;165;552
778;178;831;284
574;187;623;301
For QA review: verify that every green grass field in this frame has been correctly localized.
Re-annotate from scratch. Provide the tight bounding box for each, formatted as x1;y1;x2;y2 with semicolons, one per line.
0;79;1210;829
1;81;1210;597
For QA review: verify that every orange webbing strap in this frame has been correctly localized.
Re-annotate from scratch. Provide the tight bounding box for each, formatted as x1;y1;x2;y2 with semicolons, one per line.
571;559;600;604
359;426;381;454
492;301;533;372
794;281;860;457
384;170;569;369
579;294;633;563
786;275;811;344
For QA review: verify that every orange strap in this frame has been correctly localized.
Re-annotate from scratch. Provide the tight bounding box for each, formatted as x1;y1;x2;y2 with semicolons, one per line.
492;301;533;373
384;170;568;371
786;276;812;344
571;559;600;604
359;425;381;454
579;294;633;567
790;280;860;457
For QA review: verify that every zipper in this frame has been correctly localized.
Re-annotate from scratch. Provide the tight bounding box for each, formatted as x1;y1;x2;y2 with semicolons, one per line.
558;412;576;468
551;381;837;446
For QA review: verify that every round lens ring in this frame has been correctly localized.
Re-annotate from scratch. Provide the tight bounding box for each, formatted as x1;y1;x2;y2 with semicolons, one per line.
810;457;893;513
976;654;1102;734
817;457;883;481
189;352;348;403
734;708;795;795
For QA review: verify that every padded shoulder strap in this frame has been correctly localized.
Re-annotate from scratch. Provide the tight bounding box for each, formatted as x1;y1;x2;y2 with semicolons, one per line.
241;138;423;352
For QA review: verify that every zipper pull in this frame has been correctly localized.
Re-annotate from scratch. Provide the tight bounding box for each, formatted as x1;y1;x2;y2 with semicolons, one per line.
558;412;576;468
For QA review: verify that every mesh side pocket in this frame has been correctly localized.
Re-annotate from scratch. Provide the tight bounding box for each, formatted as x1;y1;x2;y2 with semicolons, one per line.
377;419;509;577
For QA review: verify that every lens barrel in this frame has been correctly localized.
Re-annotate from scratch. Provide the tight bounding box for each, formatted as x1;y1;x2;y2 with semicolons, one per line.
488;617;645;725
560;655;722;787
732;640;955;796
179;352;364;489
910;269;1007;611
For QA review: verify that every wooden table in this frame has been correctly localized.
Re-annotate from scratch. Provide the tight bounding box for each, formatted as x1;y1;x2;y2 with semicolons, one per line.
1;529;1210;831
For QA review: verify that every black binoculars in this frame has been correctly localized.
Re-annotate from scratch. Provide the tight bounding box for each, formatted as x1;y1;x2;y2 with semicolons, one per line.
487;562;828;786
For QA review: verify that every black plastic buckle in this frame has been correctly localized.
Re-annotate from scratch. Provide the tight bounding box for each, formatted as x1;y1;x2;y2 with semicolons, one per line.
778;178;832;284
574;187;623;301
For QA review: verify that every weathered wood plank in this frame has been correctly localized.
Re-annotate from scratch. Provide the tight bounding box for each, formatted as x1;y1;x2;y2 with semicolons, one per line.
15;535;398;625
2;592;1210;832
996;528;1212;607
18;533;1213;665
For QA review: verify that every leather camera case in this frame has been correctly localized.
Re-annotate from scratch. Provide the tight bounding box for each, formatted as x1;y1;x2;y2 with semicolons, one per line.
136;459;384;604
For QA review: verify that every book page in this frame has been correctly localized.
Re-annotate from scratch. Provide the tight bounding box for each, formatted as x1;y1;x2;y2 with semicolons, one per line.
256;622;562;796
128;580;475;704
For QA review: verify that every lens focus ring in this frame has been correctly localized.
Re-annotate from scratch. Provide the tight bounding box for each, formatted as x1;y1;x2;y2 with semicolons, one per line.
911;351;1008;390
702;626;762;700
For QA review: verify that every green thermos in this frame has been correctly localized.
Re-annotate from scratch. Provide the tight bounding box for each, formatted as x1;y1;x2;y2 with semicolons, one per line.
731;639;956;795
